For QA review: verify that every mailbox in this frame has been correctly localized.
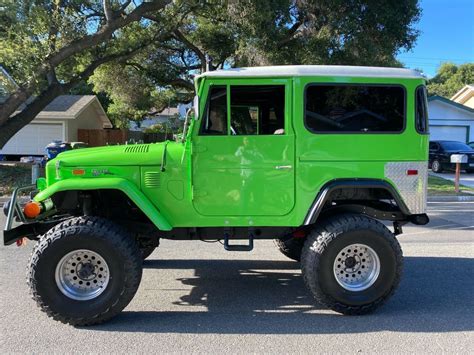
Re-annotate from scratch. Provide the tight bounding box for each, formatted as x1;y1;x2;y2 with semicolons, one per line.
450;154;468;163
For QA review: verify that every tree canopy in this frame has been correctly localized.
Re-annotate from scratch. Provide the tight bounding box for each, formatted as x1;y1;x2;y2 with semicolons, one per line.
427;62;474;98
0;0;422;147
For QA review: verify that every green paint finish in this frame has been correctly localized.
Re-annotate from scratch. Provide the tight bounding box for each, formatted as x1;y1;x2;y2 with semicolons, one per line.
36;69;428;231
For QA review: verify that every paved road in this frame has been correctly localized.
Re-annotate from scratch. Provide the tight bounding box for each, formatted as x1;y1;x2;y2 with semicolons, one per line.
1;203;473;353
431;171;474;188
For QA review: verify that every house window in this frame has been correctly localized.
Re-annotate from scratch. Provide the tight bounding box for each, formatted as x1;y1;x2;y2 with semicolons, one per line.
305;84;405;133
415;86;429;134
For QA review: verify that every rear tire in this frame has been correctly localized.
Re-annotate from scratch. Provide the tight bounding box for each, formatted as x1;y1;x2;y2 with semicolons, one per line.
274;238;305;261
140;245;157;260
27;216;142;326
301;214;402;315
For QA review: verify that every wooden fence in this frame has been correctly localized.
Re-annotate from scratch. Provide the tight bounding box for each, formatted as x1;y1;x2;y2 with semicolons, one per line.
78;129;173;147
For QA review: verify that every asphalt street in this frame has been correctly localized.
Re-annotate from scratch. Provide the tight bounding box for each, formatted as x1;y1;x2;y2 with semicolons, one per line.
0;202;473;353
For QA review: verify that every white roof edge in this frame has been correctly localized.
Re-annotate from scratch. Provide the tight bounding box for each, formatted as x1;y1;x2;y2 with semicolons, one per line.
196;65;425;80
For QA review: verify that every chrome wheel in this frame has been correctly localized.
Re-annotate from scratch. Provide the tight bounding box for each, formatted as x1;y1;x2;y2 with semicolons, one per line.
55;249;110;301
333;243;380;292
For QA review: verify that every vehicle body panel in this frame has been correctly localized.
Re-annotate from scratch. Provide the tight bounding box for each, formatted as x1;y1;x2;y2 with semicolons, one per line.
26;70;428;232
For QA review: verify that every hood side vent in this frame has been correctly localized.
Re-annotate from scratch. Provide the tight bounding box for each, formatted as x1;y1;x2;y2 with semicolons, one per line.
144;171;161;188
124;145;149;153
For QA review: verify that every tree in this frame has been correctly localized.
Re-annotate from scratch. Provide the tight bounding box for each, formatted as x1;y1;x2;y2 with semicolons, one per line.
93;0;422;125
427;63;474;98
1;0;422;147
0;0;175;147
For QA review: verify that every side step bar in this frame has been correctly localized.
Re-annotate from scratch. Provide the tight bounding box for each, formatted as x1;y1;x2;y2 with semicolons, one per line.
223;228;254;251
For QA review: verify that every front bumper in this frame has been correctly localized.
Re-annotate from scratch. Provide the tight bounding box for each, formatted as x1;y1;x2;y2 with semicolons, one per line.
3;185;39;245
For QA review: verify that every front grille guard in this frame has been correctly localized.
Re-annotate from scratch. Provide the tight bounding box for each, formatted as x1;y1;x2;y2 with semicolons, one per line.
4;185;36;231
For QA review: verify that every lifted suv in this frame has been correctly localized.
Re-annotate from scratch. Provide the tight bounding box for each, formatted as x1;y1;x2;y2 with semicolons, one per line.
3;65;429;325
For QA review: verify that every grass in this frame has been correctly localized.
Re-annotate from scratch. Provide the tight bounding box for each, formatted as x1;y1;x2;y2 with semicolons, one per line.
428;175;474;196
0;164;32;196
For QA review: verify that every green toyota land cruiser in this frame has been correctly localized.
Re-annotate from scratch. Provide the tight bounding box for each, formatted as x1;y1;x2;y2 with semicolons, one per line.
3;65;430;325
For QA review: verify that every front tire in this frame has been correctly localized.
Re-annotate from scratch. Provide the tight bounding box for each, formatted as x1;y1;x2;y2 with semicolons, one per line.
27;216;143;326
301;214;402;315
431;159;443;173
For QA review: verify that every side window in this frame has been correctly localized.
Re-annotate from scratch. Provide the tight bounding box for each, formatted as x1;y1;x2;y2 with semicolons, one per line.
305;85;405;133
415;86;429;134
230;85;285;135
201;86;227;135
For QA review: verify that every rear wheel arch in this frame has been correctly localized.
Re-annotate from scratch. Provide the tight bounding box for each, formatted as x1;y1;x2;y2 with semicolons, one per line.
303;179;409;225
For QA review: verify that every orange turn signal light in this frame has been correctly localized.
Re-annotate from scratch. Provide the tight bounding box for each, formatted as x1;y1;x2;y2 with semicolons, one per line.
24;201;42;219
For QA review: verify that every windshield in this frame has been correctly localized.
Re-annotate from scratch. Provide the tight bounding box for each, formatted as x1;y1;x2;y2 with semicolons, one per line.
442;142;473;151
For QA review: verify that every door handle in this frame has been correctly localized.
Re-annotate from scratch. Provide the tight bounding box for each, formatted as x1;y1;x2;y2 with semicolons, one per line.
275;165;292;170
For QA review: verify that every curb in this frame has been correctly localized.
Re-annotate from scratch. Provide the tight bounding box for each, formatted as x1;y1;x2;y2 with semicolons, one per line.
428;195;474;202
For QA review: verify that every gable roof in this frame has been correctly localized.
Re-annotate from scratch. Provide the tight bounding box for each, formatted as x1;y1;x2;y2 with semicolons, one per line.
428;95;474;114
21;95;113;128
451;84;474;104
196;65;425;80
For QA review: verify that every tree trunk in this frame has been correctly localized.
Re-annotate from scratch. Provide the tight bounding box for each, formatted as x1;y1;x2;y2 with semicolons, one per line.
0;84;64;148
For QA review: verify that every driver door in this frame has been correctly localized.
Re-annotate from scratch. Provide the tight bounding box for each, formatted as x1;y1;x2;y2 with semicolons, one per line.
192;81;295;216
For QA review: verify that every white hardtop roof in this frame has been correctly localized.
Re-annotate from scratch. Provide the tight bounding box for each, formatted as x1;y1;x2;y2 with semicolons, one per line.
196;65;425;80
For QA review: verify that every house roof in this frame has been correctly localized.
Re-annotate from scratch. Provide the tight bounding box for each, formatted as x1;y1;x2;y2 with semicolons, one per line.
25;95;112;128
428;95;474;114
451;84;474;104
196;65;425;80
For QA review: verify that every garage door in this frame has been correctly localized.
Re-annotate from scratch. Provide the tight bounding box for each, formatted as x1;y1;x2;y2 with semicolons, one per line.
429;125;468;143
0;123;64;156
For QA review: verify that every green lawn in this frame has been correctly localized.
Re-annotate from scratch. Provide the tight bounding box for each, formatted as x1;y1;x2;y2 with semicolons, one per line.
0;164;31;196
428;175;474;196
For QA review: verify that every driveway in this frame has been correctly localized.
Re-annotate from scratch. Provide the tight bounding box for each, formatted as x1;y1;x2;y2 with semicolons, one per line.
1;203;473;353
430;172;474;188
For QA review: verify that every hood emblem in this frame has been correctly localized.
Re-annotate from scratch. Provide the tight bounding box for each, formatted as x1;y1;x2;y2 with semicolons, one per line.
91;169;113;177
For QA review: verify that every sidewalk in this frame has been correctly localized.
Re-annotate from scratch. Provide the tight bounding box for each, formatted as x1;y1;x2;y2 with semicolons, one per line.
430;172;474;189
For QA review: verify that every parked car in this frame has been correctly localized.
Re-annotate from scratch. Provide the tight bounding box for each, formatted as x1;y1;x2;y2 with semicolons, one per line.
3;65;430;326
468;141;474;149
429;140;474;173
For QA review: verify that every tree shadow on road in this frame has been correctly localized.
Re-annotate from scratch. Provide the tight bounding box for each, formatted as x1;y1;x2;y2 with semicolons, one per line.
92;257;474;334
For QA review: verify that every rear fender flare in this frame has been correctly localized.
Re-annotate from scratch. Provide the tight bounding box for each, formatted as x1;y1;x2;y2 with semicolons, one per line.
303;179;409;225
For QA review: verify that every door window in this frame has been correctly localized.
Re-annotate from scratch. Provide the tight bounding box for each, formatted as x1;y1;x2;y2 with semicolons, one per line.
201;86;227;135
230;85;285;135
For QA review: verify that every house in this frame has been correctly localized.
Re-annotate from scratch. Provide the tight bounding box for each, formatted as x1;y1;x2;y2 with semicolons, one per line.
451;84;474;109
129;103;191;131
428;95;474;143
0;95;112;156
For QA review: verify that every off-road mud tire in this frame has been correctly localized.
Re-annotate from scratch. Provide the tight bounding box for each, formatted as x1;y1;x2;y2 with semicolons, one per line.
301;213;403;315
274;238;305;261
27;216;142;326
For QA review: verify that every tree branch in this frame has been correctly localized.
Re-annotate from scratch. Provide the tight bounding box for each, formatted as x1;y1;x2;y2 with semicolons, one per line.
172;29;206;71
0;0;172;125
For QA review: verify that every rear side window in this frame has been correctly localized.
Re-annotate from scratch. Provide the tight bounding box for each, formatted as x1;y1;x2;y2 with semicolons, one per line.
305;84;405;133
415;86;429;134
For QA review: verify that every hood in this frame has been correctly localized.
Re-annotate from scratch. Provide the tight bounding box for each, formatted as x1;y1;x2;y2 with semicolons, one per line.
55;142;177;166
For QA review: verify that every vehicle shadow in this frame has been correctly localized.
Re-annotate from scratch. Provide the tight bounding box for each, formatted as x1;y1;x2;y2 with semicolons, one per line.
93;257;474;334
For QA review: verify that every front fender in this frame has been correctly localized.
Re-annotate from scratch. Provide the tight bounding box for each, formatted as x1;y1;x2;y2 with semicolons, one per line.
34;178;172;231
